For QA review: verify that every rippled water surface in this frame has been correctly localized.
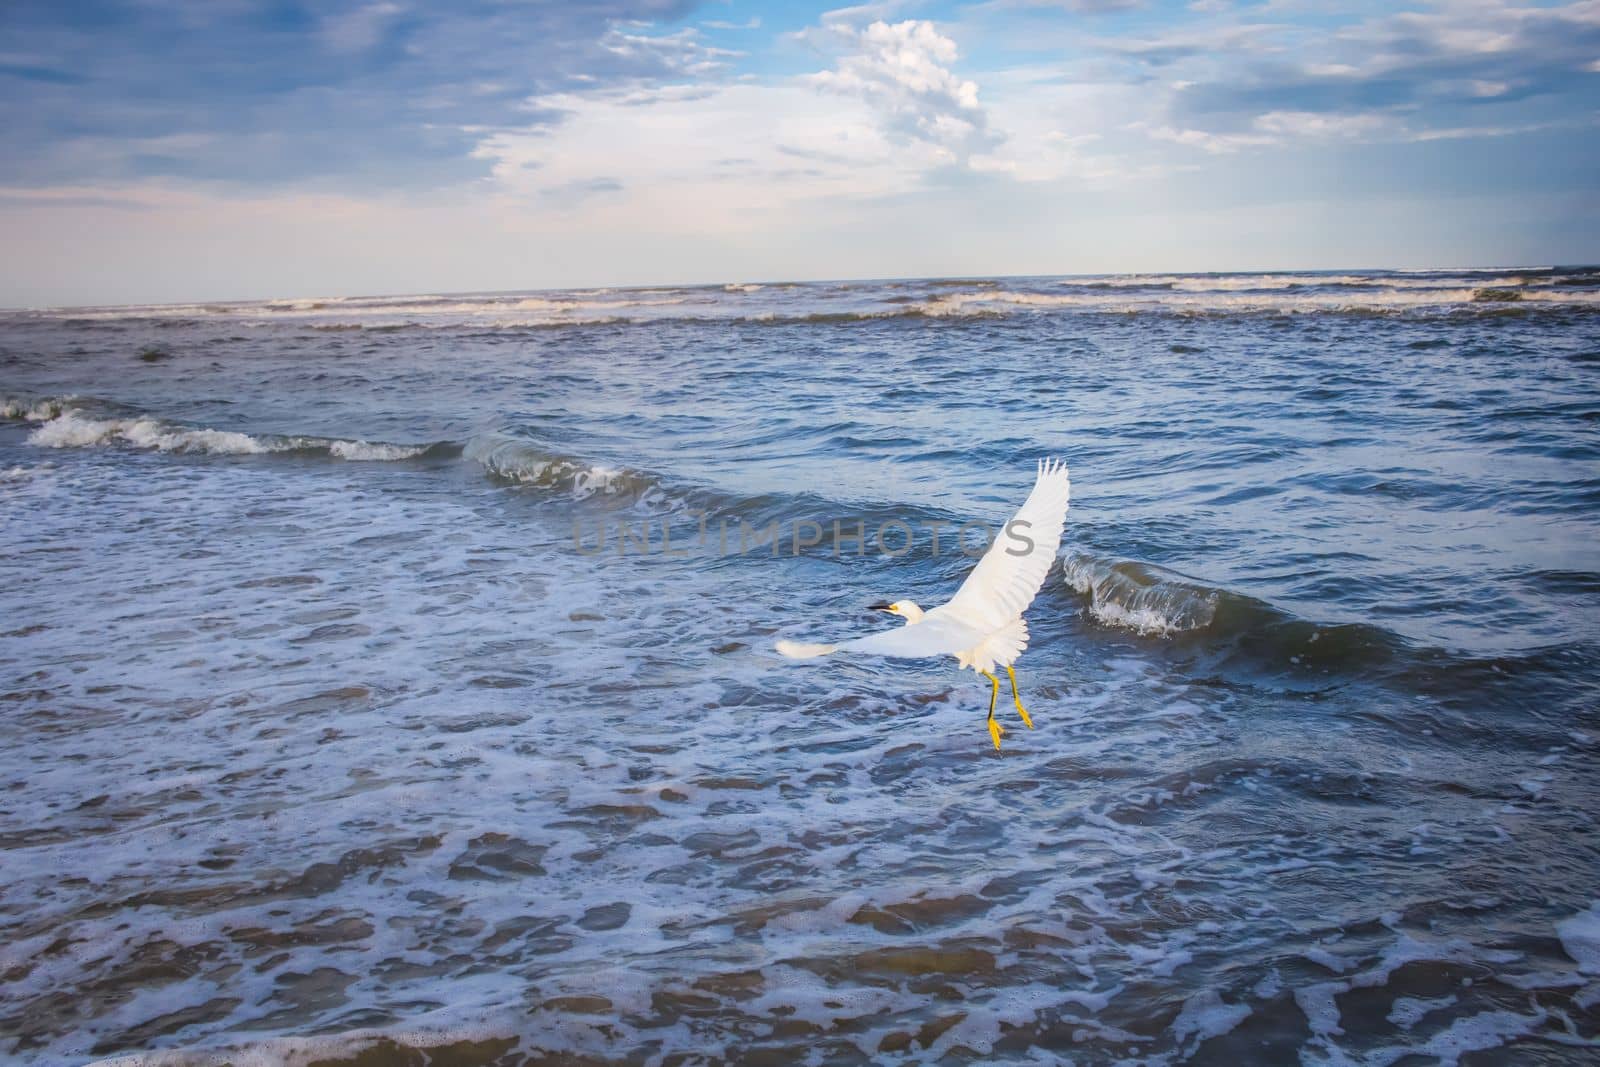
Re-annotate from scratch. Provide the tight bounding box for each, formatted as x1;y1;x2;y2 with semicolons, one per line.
2;270;1599;1064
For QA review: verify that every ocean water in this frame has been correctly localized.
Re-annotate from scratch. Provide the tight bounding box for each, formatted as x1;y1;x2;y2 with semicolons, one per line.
2;269;1598;1065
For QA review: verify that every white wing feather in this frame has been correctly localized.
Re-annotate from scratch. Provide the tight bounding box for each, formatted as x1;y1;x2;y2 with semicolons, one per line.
942;458;1071;633
838;613;989;659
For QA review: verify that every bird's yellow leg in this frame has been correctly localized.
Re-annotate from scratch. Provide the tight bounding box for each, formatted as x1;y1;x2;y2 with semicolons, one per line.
1005;665;1034;729
981;671;1003;750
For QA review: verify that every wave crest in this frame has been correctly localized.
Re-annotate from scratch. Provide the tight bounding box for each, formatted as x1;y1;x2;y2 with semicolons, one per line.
8;397;432;461
1059;549;1424;680
464;433;673;507
1;396;70;421
1061;551;1222;635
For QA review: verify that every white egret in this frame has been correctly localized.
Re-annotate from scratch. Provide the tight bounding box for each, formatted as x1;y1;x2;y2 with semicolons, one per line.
776;458;1071;750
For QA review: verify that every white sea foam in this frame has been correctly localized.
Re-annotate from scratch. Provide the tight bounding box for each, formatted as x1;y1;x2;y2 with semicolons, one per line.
1085;598;1189;635
32;411;269;453
1171;988;1252;1053
1558;901;1600;974
88;1007;526;1067
123;417;272;454
1054;271;1557;292
1380;1007;1556;1066
916;291;1086;316
328;439;427;461
508;295;686;313
917;286;1600;318
25;408;428;461
571;464;623;499
464;433;671;506
30;291;690;328
1175;274;1305;291
1;396;70;421
1170;273;1533;292
1388;994;1459;1030
1060;552;1221;636
1296;982;1346;1035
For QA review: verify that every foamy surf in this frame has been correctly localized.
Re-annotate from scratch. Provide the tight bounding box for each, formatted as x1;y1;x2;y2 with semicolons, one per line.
9;399;432;461
464;432;674;507
1;396;71;421
86;1009;526;1067
327;440;430;461
1061;551;1223;636
29;410;273;454
16;267;1597;333
913;285;1600;318
1558;901;1600;975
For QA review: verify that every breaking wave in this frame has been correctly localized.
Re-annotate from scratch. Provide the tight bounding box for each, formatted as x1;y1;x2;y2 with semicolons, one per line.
5;396;439;462
0;396;71;421
464;432;677;508
4;395;693;511
1050;271;1583;292
1061;551;1223;635
911;287;1600;318
1059;547;1585;696
1058;549;1421;677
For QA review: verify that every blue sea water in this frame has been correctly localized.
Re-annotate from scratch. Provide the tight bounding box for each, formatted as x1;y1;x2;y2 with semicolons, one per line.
1;269;1598;1063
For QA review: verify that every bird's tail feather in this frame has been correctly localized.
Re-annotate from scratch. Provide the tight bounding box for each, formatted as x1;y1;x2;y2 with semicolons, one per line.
775;640;839;659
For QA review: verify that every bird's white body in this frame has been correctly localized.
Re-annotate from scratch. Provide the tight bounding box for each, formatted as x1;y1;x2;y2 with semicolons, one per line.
775;458;1071;675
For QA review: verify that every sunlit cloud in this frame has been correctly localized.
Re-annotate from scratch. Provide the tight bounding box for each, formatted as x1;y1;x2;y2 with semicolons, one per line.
805;18;1001;162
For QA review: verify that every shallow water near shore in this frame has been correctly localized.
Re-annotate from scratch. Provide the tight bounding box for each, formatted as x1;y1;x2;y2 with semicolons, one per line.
2;269;1599;1064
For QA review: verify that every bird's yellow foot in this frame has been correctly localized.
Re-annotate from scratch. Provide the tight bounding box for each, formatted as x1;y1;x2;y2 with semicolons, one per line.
1004;665;1034;729
987;716;1004;750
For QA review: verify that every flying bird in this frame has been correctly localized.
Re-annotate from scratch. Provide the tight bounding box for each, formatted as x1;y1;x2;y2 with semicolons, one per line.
776;458;1071;750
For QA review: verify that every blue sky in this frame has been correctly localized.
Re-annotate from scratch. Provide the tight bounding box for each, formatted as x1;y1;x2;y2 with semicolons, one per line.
1;0;1596;305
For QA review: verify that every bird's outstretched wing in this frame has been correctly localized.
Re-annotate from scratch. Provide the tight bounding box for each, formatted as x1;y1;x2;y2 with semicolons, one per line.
775;614;987;661
942;458;1071;633
840;613;990;659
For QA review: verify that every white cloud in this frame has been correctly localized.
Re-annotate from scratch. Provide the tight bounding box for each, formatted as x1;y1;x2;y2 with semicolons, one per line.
463;12;1157;242
806;19;1001;162
1114;0;1600;155
1143;124;1274;153
1032;0;1145;11
598;26;742;78
320;2;402;53
1408;117;1582;142
471;81;934;229
1144;104;1592;153
1143;106;1552;153
1252;110;1389;138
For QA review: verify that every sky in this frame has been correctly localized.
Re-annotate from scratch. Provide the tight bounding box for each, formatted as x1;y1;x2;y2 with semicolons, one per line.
1;0;1596;306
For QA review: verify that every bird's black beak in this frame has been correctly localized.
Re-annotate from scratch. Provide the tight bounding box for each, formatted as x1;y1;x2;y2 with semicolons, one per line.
868;601;894;612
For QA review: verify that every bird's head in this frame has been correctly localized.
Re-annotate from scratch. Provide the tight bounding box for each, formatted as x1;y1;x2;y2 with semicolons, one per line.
869;600;924;623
